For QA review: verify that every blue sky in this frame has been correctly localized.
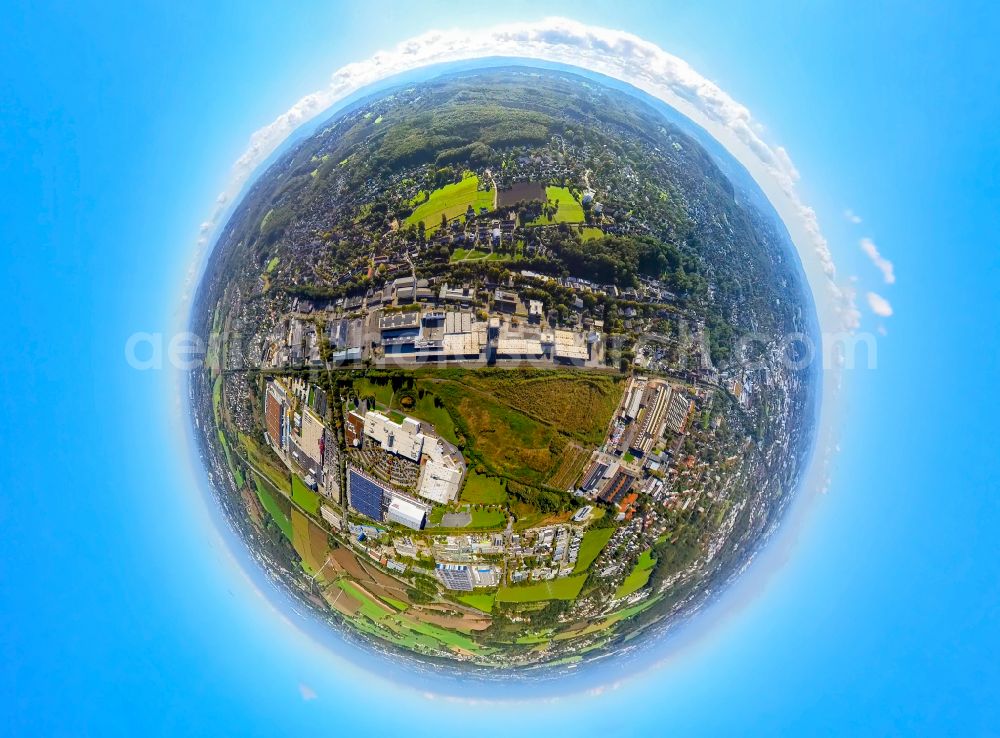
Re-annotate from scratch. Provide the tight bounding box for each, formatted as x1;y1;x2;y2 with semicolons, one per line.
1;2;999;735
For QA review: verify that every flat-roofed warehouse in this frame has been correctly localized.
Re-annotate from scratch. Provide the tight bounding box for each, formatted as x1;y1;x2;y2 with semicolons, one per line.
379;311;420;333
496;337;544;359
552;329;589;364
386;493;429;531
347;467;389;522
441;332;480;358
295;407;325;466
665;389;694;432
418;459;463;503
444;311;472;334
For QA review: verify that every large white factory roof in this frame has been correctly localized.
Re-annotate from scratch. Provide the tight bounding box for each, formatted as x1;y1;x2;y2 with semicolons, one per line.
363;411;424;461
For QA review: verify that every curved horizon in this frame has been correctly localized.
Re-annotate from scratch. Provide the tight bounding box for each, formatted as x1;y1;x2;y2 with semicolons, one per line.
172;33;839;700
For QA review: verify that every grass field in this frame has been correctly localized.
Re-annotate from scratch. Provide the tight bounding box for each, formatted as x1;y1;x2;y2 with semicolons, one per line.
291;475;321;516
579;226;604;241
615;548;657;598
432;379;561;484
212;375;222;423
496;573;588;603
351;378;395;408
573;527;615;573
461;470;507;504
467;508;507;529
265;256;279;272
217;430;245;488
449;248;490;262
406;173;493;232
457;593;496;613
252;473;292;539
531;186;585;225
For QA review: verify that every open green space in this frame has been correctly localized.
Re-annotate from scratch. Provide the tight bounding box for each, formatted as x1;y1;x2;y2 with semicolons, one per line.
351;378;396;408
461;470;507;505
467;508;507;529
353;369;621;485
217;430;245;488
449;247;491;262
382;596;409;611
252;473;292;539
615;548;657;599
406;173;493;232
573;527;615;573
265;256;279;272
457;592;496;613
212;375;222;423
530;186;584;225
239;432;291;494
291;475;321;516
579;226;604;241
496;573;588;603
416;369;624;484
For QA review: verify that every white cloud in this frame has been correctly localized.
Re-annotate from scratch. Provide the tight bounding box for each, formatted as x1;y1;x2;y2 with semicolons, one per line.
840;278;862;331
866;291;893;317
859;237;895;285
298;683;317;701
843;208;862;224
188;17;850;331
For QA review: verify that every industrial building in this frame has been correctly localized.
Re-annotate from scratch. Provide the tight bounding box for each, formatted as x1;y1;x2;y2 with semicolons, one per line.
630;383;671;457
435;563;474;591
344;411;364;447
347;467;390;522
385;494;429;531
418;458;463;503
264;381;289;452
363;411;425;462
552;329;589;365
665;389;694;433
471;565;501;588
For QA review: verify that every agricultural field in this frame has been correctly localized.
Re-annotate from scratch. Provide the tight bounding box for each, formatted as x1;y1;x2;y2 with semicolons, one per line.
457;592;496;613
291;475;321;516
406;173;493;232
496;572;588;603
547;442;590;489
291;509;331;580
334;577;492;657
252;473;292;539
